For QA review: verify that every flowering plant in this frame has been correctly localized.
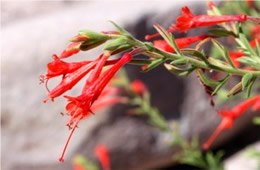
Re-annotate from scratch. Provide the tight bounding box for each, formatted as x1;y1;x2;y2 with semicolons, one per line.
41;1;260;168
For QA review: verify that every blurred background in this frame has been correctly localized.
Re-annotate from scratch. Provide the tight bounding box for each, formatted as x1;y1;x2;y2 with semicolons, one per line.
1;1;260;170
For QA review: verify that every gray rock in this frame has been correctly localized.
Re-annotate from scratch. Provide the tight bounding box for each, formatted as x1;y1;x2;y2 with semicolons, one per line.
224;141;260;170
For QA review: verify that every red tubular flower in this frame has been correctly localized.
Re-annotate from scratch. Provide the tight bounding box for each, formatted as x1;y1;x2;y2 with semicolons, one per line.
59;42;81;58
176;6;247;32
95;144;111;170
252;98;260;111
58;53;132;162
228;51;245;68
246;0;254;7
207;0;217;10
130;79;147;95
231;95;260;117
153;34;208;52
91;97;122;112
203;95;260;150
251;25;260;38
43;56;120;103
203;117;233;150
70;35;89;42
43;59;98;103
89;85;123;112
43;54;91;80
142;65;148;71
145;25;178;40
83;52;111;90
250;37;260;48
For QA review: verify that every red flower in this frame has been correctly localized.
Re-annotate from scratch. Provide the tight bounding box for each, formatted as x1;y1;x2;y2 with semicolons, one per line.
176;6;247;32
153;34;208;52
83;52;111;90
130;79;147;95
145;25;178;40
207;0;217;10
246;0;254;7
59;42;81;58
43;54;121;103
43;54;91;80
43;59;98;103
203;95;260;150
141;65;148;71
95;144;111;170
70;35;89;42
252;98;260;111
58;53;132;162
228;51;245;68
250;37;260;48
251;25;260;38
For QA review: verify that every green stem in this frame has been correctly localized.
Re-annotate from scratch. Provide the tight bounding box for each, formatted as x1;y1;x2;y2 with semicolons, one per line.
136;41;260;76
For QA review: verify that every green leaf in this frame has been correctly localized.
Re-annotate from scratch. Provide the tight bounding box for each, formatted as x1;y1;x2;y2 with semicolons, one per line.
164;63;196;76
211;39;226;59
128;59;152;65
223;48;236;68
143;58;165;72
208;29;236;38
153;24;182;55
148;107;168;131
110;44;133;55
212;74;231;95
255;40;260;56
73;155;99;170
79;30;109;40
170;58;187;65
109;20;131;36
197;69;219;87
241;73;253;90
227;82;242;97
103;38;128;51
246;76;256;98
212;39;236;68
253;117;260;125
80;39;107;51
239;33;257;56
237;57;260;69
184;50;210;65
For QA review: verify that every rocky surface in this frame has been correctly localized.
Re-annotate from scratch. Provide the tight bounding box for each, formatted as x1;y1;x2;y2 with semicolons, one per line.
224;141;260;170
2;1;260;170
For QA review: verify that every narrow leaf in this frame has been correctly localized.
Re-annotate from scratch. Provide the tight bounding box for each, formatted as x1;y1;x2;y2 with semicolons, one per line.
143;58;165;72
197;69;219;86
109;20;130;36
255;40;260;56
224;48;236;68
239;33;257;56
212;74;231;95
227;82;242;97
253;117;260;125
246;76;256;98
164;63;195;76
208;29;236;38
170;58;187;65
153;24;182;55
103;38;128;51
128;59;152;65
241;73;253;90
79;30;109;40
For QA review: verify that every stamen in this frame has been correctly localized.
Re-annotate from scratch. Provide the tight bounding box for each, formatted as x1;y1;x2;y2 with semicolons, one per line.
39;75;46;84
59;118;81;163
